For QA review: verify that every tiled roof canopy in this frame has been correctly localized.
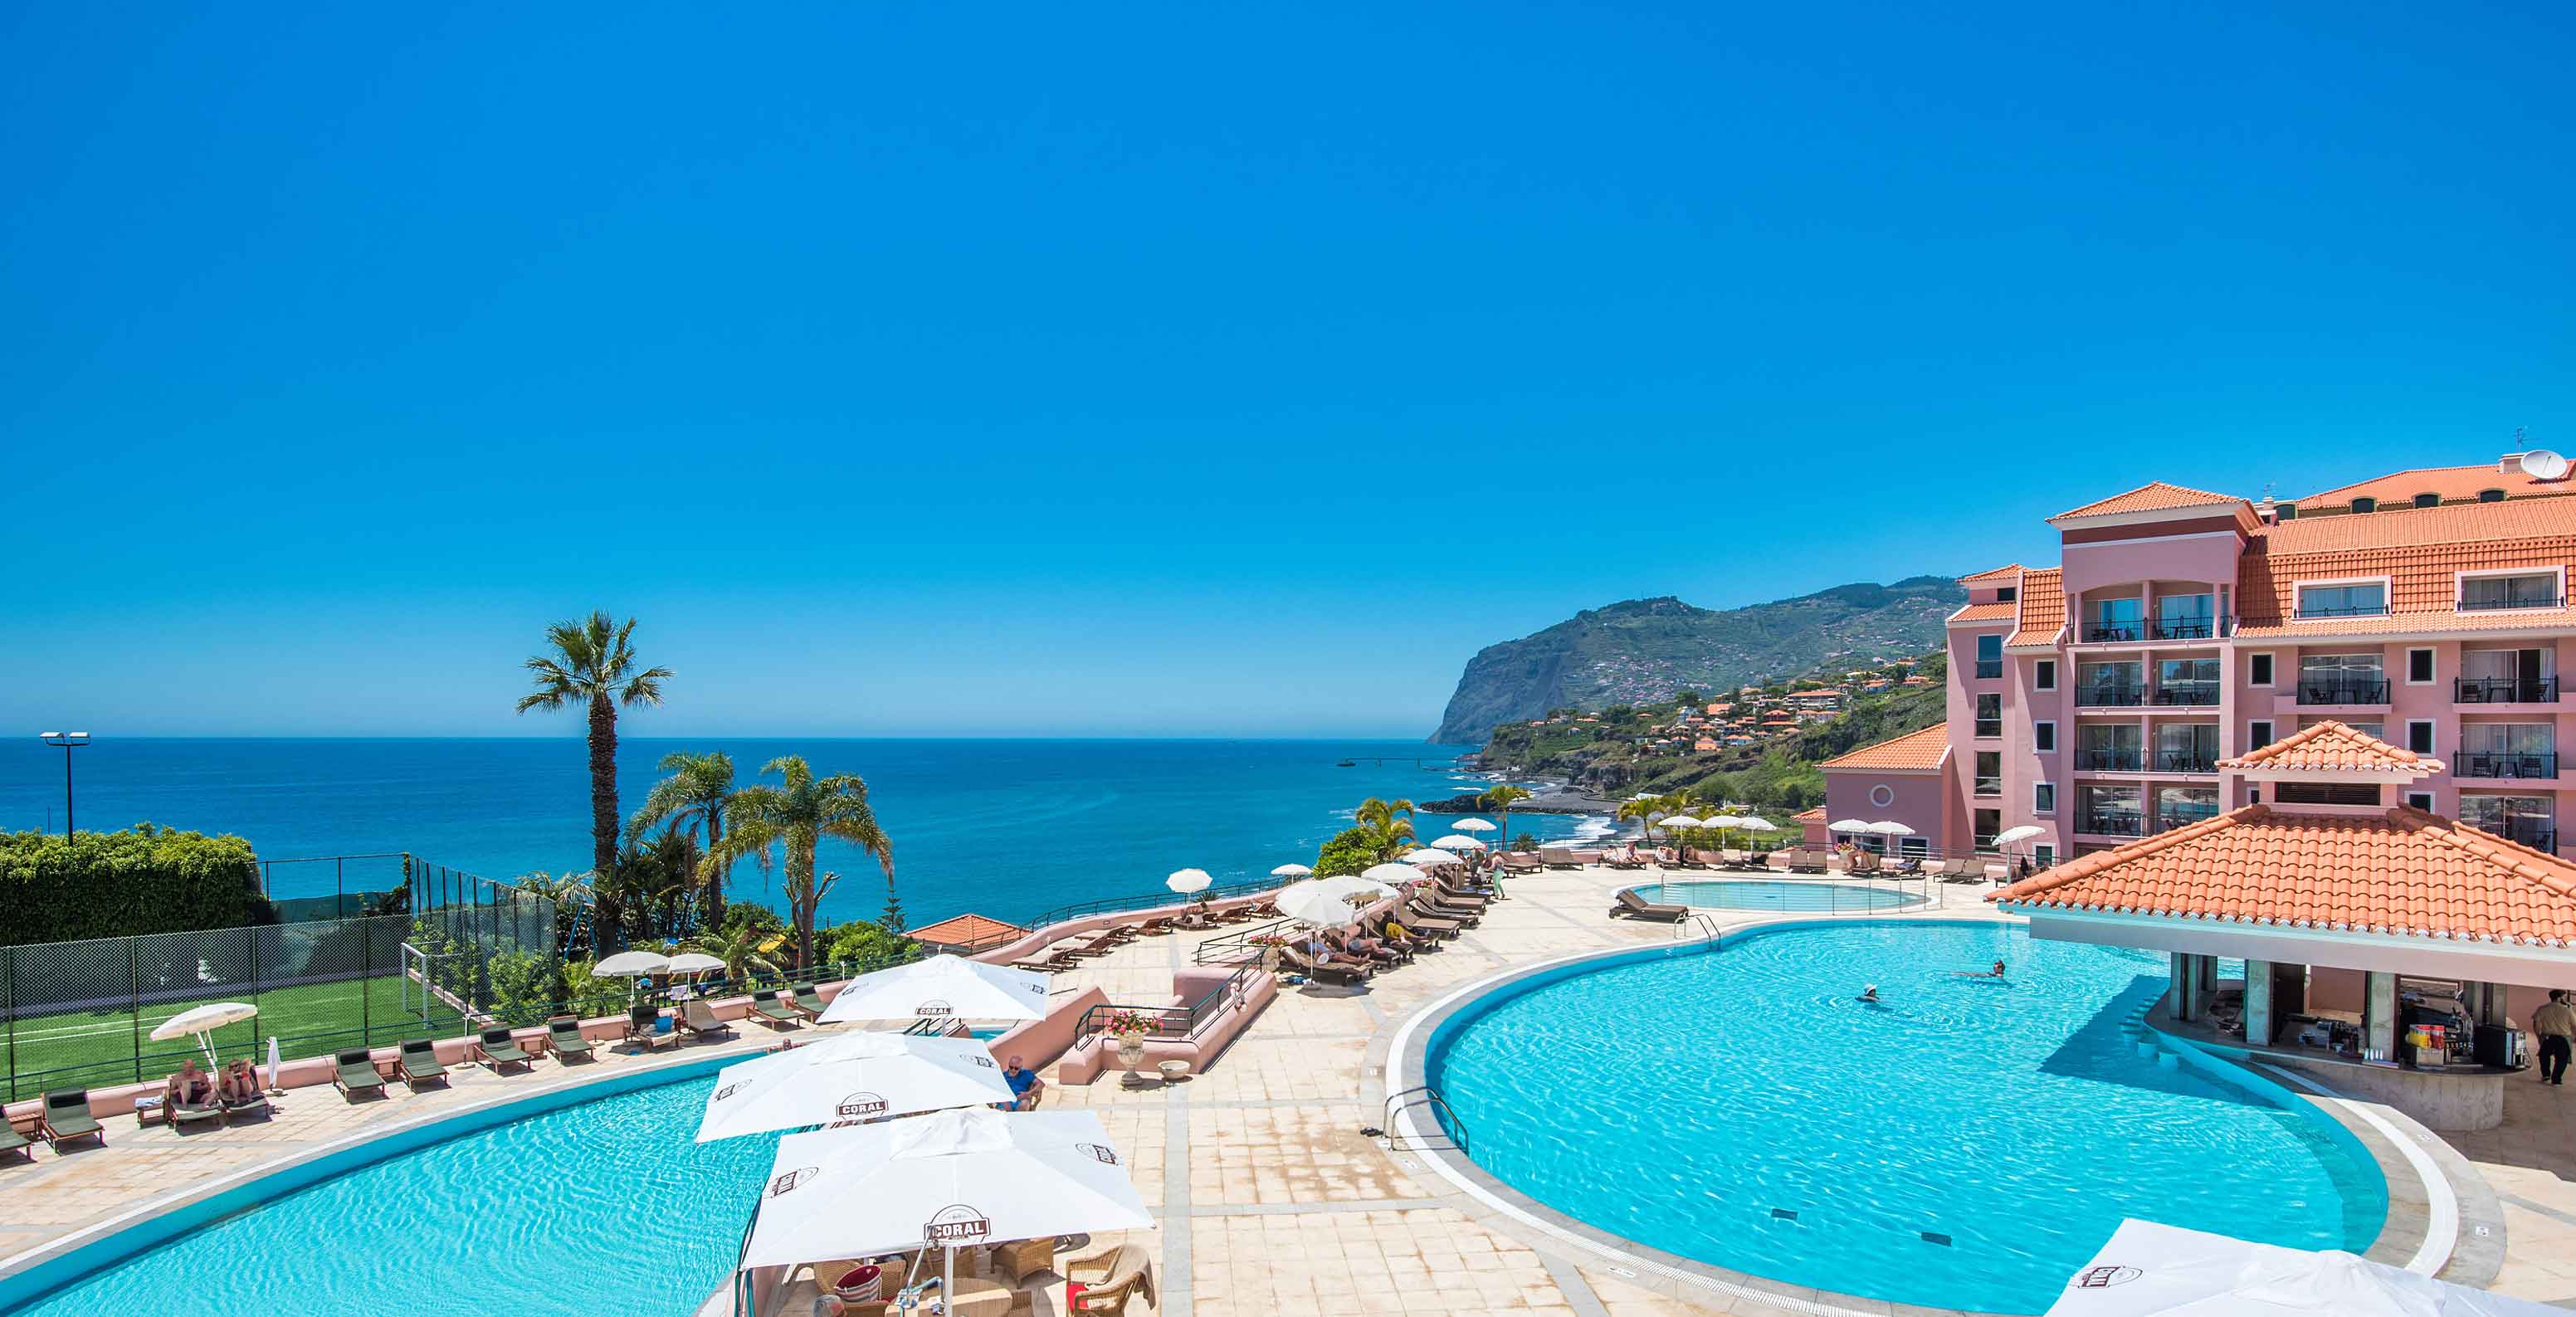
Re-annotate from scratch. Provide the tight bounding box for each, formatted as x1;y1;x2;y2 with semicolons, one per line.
906;913;1028;949
1990;805;2576;946
1959;563;2023;583
2053;480;2246;520
2216;719;2442;779
2006;567;2065;649
1819;724;1949;771
2295;462;2576;511
1793;807;1827;823
2235;498;2576;637
1951;602;2017;622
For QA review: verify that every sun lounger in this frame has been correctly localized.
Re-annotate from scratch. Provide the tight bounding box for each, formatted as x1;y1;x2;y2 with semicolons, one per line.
334;1048;388;1097
1428;881;1490;909
678;998;734;1040
476;1027;533;1072
1401;900;1469;934
789;983;830;1018
1847;850;1883;875
749;990;803;1031
1066;1243;1155;1315
1500;851;1544;874
1409;893;1481;924
171;1090;226;1131
396;1037;451;1087
223;1086;271;1122
1539;846;1580;869
1787;846;1829;874
38;1090;104;1151
0;1119;30;1164
547;1016;595;1061
625;1003;674;1049
1609;888;1690;922
1133;916;1177;938
1890;855;1925;876
1010;951;1080;973
1279;945;1372;987
1601;849;1647;870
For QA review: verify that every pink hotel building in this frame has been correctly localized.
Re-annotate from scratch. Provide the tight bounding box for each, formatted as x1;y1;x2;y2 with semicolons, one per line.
1822;456;2576;866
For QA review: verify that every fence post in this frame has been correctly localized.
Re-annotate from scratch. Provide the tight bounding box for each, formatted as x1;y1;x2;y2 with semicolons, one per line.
248;925;261;1028
5;949;14;1103
361;916;372;1048
337;856;346;920
129;935;142;1086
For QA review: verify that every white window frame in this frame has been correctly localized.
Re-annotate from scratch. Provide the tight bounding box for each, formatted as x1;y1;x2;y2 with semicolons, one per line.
2247;651;2274;687
2454;565;2564;612
2291;574;2394;622
2405;718;2437;757
2034;659;2056;691
2033;781;2056;815
2247;719;2275;750
2033;843;2056;868
2033;719;2056;753
2404;791;2434;812
2404;647;2436;686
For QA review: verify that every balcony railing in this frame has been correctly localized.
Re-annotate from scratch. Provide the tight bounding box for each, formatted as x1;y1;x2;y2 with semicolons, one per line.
2076;811;2144;837
2077;683;2145;707
2155;807;2222;832
2151;615;2230;641
2153;749;2218;773
2458;593;2563;612
2076;749;2141;771
2152;683;2221;707
2294;602;2391;619
2456;676;2559;704
1973;777;2002;797
2458;752;2559;780
2466;818;2557;853
2296;679;2388;705
2082;621;2145;643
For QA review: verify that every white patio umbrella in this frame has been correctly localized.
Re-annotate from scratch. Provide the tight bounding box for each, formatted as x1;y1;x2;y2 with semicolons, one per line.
1449;818;1496;834
1702;814;1745;846
1430;834;1484;851
1828;818;1873;834
818;954;1051;1027
741;1107;1155;1308
1276;876;1400;925
1993;824;2046;846
1400;848;1458;866
1166;867;1213;896
1736;815;1776;832
2042;1218;2560;1316
594;949;673;1005
665;951;727;977
695;1032;1015;1143
150;1002;256;1071
1360;862;1429;887
1269;863;1313;879
1866;821;1915;837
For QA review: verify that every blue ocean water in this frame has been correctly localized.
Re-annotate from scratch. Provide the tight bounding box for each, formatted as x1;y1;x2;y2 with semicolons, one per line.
0;738;1605;927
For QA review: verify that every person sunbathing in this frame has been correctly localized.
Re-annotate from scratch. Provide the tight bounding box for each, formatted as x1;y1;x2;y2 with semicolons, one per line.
222;1060;261;1104
1300;933;1371;973
1372;918;1428;954
1334;926;1401;965
167;1058;215;1109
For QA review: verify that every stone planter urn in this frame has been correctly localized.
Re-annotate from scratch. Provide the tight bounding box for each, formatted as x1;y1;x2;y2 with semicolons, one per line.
1113;1030;1148;1071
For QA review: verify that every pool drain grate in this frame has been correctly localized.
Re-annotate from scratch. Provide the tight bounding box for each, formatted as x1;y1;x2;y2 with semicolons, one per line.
1769;1208;1798;1222
1920;1232;1952;1246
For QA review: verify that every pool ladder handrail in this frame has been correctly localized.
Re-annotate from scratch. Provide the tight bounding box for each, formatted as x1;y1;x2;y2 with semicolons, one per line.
1672;914;1721;943
1382;1084;1471;1157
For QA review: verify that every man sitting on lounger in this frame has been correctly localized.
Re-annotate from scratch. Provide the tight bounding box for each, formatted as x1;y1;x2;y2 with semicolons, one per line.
1335;925;1400;964
166;1058;215;1110
1301;932;1372;974
999;1055;1044;1111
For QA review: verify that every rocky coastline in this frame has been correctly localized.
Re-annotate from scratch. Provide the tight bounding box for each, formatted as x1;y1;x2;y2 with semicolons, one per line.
1419;780;1621;816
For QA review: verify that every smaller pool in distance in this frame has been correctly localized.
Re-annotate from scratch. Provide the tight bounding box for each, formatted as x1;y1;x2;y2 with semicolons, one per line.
1646;878;1925;911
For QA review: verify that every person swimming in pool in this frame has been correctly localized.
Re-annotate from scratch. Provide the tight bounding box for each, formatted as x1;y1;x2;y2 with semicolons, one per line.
1858;984;1880;1002
1954;959;2008;978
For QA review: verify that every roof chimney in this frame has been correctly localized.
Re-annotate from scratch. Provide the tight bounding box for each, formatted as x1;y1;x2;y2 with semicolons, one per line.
2501;452;2527;474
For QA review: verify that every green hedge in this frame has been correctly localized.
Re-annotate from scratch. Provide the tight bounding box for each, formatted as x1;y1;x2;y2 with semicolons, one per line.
0;823;274;946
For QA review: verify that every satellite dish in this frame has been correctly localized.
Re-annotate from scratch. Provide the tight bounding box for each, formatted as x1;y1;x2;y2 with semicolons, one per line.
2519;449;2569;480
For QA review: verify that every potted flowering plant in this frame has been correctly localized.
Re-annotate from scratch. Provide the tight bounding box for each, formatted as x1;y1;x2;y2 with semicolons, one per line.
1103;1009;1156;1070
1247;932;1290;978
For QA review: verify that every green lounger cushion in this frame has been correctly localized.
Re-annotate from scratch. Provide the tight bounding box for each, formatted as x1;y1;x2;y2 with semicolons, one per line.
479;1028;531;1065
41;1090;102;1146
396;1039;450;1082
334;1050;385;1094
547;1017;593;1058
224;1092;270;1119
751;991;800;1021
791;985;827;1016
0;1121;29;1158
172;1099;225;1128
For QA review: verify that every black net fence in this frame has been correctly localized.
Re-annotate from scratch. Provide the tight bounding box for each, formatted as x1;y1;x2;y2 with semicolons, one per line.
0;862;559;1103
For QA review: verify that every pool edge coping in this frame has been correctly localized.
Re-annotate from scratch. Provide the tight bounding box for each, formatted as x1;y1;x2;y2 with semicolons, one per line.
0;1042;748;1310
1379;913;2442;1317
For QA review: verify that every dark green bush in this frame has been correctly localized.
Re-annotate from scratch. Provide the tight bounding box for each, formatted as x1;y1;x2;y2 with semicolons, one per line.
0;823;273;946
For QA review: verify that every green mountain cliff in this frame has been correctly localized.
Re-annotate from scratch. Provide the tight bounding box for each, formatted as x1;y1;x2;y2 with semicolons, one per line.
1428;577;1964;744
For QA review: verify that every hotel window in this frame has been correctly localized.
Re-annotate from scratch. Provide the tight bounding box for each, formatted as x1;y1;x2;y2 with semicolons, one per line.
2459;571;2560;612
1974;752;2002;797
2077;723;2142;771
2406;719;2435;756
2459;723;2555;779
1974;693;2002;738
1973;808;2002;851
2276;503;2298;520
2460;647;2553;703
2247;719;2274;749
2406;648;2434;684
2155;657;2220;705
2077;661;2144;705
2155;593;2216;640
2295;582;2388;618
2247;652;2273;685
2086;596;2144;643
2033;843;2056;868
2413;492;2439;509
2480;488;2506;503
2155;785;2220;832
2034;660;2056;691
2076;784;2144;837
1974;633;2003;679
1996;586;2017;602
2154;723;2218;773
2300;717;2384;739
2460;794;2554;851
2350;496;2378;514
2032;720;2056;752
2033;782;2055;814
2297;652;2386;704
2275;782;2381;806
2404;792;2434;812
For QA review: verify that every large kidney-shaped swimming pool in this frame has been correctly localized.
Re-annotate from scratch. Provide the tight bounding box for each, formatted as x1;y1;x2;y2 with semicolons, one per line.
1422;920;2388;1315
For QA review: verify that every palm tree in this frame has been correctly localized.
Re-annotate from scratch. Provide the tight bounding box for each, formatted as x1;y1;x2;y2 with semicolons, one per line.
630;750;737;927
1354;797;1417;861
686;924;782;983
515;612;672;895
1480;784;1533;851
702;756;893;971
1616;795;1666;844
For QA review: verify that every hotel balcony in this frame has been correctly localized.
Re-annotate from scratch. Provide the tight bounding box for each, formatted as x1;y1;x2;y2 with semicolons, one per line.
2456;676;2559;705
1973;660;2003;679
2456;752;2559;780
2077;683;2146;708
2152;749;2218;774
2076;749;2141;772
2155;807;2221;832
2150;682;2221;707
2469;818;2557;853
2457;593;2563;612
2078;616;2230;644
2295;680;2389;706
2075;811;2144;837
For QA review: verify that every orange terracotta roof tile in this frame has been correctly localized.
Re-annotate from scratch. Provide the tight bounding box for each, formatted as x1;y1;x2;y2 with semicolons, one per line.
1951;602;2017;622
906;912;1028;948
2054;480;2246;520
1793;807;1827;823
1819;724;1950;771
2236;498;2576;632
1990;804;2576;944
2216;719;2442;776
2006;567;2065;649
1959;563;2023;583
2295;462;2576;510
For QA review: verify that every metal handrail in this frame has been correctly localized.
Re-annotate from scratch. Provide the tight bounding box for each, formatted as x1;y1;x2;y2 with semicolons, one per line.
2296;680;2390;705
1025;875;1286;931
1193;915;1304;965
2456;676;2559;703
2076;684;2146;706
2458;752;2559;780
1072;961;1260;1046
1383;1085;1470;1156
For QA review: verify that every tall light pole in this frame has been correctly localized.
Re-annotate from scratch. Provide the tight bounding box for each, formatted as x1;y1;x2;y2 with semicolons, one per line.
39;732;90;839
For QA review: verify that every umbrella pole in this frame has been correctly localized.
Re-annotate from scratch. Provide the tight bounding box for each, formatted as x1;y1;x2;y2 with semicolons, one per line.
943;1243;955;1316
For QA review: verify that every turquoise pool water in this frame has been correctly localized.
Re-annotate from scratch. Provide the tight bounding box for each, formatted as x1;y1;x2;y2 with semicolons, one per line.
1646;879;1925;911
1425;922;2387;1315
2;1068;768;1317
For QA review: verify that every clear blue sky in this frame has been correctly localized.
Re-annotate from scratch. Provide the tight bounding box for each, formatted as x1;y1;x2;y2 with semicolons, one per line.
2;2;2568;738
